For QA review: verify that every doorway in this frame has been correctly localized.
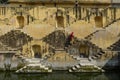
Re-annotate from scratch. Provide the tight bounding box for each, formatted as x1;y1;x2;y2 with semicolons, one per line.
17;16;24;28
95;16;103;28
79;45;89;58
32;45;41;58
56;16;64;28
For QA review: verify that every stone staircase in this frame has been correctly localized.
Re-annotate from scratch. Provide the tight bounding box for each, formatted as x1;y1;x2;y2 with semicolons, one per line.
82;17;120;54
91;50;105;60
42;46;68;60
16;63;52;73
18;48;78;71
69;50;105;61
107;39;120;51
42;46;56;60
70;37;105;60
42;30;106;61
0;29;33;48
19;29;34;40
85;17;120;40
0;41;16;50
16;57;52;73
103;18;120;29
69;58;104;72
84;30;101;40
69;55;81;61
23;23;55;39
23;58;41;63
85;40;102;50
43;30;66;49
45;48;79;70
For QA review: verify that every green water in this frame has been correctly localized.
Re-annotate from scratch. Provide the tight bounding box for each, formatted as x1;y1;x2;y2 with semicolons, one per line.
0;72;119;80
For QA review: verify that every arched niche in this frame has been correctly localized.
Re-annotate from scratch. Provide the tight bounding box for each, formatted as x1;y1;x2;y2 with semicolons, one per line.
32;45;41;58
79;45;89;58
56;16;64;28
94;16;103;28
17;16;24;28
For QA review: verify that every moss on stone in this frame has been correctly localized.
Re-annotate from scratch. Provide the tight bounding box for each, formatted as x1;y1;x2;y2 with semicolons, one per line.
74;66;102;72
17;63;26;69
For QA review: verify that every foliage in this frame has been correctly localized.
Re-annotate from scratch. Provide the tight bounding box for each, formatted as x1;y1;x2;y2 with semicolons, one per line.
0;0;8;4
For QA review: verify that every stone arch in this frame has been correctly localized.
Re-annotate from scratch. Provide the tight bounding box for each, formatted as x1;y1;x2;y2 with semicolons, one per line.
17;16;24;28
32;45;41;58
56;16;64;28
94;16;103;28
79;44;89;58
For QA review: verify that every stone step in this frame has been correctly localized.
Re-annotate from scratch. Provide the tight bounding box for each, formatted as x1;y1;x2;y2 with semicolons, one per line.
43;53;55;60
98;52;103;55
69;62;104;72
16;63;52;73
94;54;100;58
24;58;40;63
91;56;97;59
91;51;105;60
0;29;33;49
75;64;81;68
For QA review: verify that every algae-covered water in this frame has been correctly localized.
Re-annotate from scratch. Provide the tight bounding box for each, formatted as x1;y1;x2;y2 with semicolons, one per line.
0;72;119;80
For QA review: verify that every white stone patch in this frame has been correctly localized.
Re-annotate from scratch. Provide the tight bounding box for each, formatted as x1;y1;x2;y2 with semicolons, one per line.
75;65;80;68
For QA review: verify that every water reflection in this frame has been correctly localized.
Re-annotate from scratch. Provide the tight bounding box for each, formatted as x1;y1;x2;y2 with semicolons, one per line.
0;72;120;80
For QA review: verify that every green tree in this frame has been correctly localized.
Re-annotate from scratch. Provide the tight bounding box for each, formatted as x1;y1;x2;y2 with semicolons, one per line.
0;0;8;4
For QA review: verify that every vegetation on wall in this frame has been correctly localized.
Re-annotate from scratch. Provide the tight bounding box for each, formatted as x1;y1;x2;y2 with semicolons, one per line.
0;0;8;4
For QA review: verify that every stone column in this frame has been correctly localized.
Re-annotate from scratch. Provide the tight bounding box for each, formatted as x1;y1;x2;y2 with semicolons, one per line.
34;7;37;19
79;6;81;19
89;47;93;60
0;7;1;15
33;8;34;18
55;17;58;28
37;6;39;19
2;7;3;15
113;8;116;20
47;44;49;54
41;42;43;54
4;7;6;16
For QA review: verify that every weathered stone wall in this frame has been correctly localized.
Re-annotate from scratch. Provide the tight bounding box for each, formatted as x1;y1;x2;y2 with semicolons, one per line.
22;40;50;58
0;54;21;70
0;2;120;70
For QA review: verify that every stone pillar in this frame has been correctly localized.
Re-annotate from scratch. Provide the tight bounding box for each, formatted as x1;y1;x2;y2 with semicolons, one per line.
86;9;90;22
79;6;81;19
33;8;34;18
34;7;37;19
113;8;116;20
3;7;5;16
2;7;3;15
7;7;11;17
93;46;96;55
46;44;49;53
89;47;93;59
55;18;58;28
31;47;34;58
75;1;78;19
41;42;43;54
82;7;85;17
37;6;39;19
0;7;1;15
